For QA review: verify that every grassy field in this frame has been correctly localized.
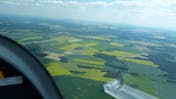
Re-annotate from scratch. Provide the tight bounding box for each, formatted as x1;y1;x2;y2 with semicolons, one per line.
80;48;98;55
72;59;104;66
122;73;159;97
120;58;159;67
60;43;81;51
86;36;111;41
47;62;71;76
84;42;98;47
47;61;112;82
100;50;135;57
110;42;125;47
54;76;114;99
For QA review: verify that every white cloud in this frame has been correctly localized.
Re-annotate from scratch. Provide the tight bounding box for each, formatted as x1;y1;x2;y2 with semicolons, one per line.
36;0;64;4
0;0;176;30
86;1;108;6
1;0;176;8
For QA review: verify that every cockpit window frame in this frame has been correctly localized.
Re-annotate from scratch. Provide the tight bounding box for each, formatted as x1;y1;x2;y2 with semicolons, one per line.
0;35;63;99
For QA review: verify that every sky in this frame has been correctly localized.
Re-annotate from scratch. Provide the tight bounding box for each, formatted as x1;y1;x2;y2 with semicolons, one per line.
0;0;176;30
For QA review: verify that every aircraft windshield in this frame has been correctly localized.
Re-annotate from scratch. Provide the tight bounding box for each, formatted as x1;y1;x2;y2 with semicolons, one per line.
0;0;176;99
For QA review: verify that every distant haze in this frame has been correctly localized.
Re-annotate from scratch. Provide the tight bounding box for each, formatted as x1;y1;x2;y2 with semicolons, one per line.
0;0;176;30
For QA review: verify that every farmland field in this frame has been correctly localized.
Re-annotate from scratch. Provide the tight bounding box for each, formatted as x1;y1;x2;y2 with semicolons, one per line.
0;15;176;99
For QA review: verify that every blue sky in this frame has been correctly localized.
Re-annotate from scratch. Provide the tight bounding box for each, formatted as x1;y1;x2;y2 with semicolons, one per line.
0;0;176;30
